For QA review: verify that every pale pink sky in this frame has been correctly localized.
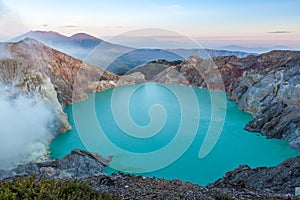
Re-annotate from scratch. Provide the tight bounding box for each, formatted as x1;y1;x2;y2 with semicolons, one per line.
0;0;299;49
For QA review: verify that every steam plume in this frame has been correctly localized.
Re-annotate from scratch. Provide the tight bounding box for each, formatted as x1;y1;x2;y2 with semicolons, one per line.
0;85;55;169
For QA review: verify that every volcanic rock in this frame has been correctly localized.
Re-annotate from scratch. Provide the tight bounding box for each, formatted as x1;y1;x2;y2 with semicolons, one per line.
0;149;109;180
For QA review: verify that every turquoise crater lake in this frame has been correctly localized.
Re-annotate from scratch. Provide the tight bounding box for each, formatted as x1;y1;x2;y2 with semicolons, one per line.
50;83;299;185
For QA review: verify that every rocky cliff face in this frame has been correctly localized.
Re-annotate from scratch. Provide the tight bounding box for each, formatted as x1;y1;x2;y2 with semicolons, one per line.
3;38;119;106
123;50;300;150
229;51;300;150
0;59;70;133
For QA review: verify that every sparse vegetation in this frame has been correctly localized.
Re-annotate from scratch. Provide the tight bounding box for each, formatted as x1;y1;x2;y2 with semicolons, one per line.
0;175;120;200
212;190;235;200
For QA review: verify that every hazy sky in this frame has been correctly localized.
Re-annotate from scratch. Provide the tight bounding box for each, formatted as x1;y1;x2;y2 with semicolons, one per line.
0;0;300;48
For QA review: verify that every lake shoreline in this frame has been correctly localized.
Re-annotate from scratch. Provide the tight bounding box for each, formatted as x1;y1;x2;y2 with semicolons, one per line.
0;149;298;199
50;83;299;186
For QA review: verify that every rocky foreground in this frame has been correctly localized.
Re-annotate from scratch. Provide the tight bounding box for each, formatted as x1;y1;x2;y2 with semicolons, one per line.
0;149;298;199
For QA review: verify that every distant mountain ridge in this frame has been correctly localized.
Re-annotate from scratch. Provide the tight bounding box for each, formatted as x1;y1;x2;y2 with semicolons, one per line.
168;48;257;59
11;31;256;75
10;31;103;60
106;49;184;75
220;45;294;54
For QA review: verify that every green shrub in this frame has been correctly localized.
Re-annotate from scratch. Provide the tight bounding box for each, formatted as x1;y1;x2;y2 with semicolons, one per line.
0;175;120;200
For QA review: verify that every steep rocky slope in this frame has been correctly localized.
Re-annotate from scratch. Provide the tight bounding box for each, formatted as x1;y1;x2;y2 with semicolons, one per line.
0;59;70;133
1;38;119;105
229;51;300;150
123;50;300;150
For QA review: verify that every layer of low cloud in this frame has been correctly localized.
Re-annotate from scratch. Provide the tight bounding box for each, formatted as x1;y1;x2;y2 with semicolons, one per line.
60;25;80;28
0;85;55;170
268;31;290;34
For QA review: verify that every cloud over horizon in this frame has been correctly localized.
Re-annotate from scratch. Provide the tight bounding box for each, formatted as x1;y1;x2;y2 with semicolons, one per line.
267;31;291;34
61;25;80;28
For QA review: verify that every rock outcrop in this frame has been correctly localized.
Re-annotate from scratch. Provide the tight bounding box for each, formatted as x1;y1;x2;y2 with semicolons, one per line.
0;149;110;180
229;51;300;150
116;72;146;87
211;156;300;195
127;50;300;150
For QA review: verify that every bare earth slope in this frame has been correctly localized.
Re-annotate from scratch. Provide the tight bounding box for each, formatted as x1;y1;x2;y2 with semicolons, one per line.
2;38;119;105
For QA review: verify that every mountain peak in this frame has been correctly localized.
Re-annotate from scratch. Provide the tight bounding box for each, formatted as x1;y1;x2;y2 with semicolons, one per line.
10;30;68;43
10;31;105;60
16;37;43;46
70;33;101;41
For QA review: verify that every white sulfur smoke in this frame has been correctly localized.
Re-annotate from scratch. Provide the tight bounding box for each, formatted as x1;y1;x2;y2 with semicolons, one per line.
0;85;55;170
0;43;12;59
